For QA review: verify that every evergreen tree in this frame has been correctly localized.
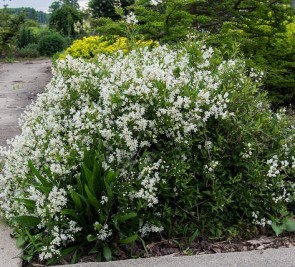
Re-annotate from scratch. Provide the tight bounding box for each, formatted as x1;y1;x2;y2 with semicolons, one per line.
89;0;134;19
49;4;82;36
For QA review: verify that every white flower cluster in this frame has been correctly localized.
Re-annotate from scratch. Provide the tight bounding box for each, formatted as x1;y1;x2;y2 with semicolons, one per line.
0;44;261;258
266;155;293;178
204;160;219;173
125;11;138;24
39;221;81;261
249;68;264;83
272;187;292;204
139;222;164;237
266;155;280;177
130;159;164;207
94;223;112;241
100;195;108;205
252;211;272;227
150;0;163;5
242;143;253;159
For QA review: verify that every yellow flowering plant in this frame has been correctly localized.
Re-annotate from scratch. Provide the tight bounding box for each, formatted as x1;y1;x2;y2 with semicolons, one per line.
59;35;158;59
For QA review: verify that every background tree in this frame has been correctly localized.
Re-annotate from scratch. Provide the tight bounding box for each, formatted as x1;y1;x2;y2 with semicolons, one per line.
202;0;295;108
94;0;195;42
49;4;82;36
0;8;25;55
89;0;134;19
190;0;293;32
49;1;63;13
49;0;80;13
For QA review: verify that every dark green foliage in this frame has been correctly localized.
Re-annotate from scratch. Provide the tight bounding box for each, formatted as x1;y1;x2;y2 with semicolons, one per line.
17;26;35;48
191;0;293;32
89;0;134;19
206;14;295;109
49;4;82;36
38;32;67;56
49;0;80;13
49;1;63;13
92;17;126;36
192;0;295;108
3;7;49;24
93;0;194;42
0;9;25;55
134;0;194;42
17;43;40;58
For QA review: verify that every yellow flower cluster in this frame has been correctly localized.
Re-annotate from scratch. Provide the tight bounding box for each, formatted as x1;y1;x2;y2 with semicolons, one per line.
59;35;158;59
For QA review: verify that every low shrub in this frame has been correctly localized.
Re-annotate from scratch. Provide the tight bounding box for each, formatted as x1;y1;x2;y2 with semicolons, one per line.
38;32;67;56
59;35;158;59
17;43;40;58
0;43;294;264
17;26;36;49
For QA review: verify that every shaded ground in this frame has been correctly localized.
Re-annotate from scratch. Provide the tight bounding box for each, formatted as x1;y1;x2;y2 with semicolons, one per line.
0;59;52;147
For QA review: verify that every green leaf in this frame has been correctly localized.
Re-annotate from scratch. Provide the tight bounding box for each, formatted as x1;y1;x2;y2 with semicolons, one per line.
82;164;96;195
105;169;118;185
78;194;91;216
22;255;33;262
12;216;41;227
28;160;50;187
87;234;97;242
103;245;112;261
60;245;80;258
116;212;137;223
60;209;79;220
77;174;84;195
271;222;284;236
71;249;80;264
271;219;295;236
104;180;113;202
189;229;199;244
14;198;36;210
34;184;52;195
120;234;138;244
16;236;26;248
71;191;83;210
94;222;102;231
283;219;295;232
85;184;100;210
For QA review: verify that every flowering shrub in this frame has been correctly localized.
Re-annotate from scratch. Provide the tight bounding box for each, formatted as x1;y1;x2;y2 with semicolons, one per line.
59;35;157;59
0;43;294;263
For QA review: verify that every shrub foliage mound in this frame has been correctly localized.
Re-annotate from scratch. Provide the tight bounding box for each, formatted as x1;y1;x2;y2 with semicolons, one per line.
59;35;158;59
0;43;294;263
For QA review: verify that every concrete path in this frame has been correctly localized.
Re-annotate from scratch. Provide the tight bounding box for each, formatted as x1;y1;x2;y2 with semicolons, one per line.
56;247;295;267
0;59;52;267
0;59;52;147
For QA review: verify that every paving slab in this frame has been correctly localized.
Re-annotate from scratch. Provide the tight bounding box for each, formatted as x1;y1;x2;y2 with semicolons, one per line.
0;59;52;267
0;60;52;147
0;220;22;267
55;247;295;267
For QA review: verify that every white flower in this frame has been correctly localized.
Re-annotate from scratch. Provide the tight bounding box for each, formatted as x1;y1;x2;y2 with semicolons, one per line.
139;222;163;237
125;11;138;24
96;224;112;241
150;0;163;6
100;195;108;205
